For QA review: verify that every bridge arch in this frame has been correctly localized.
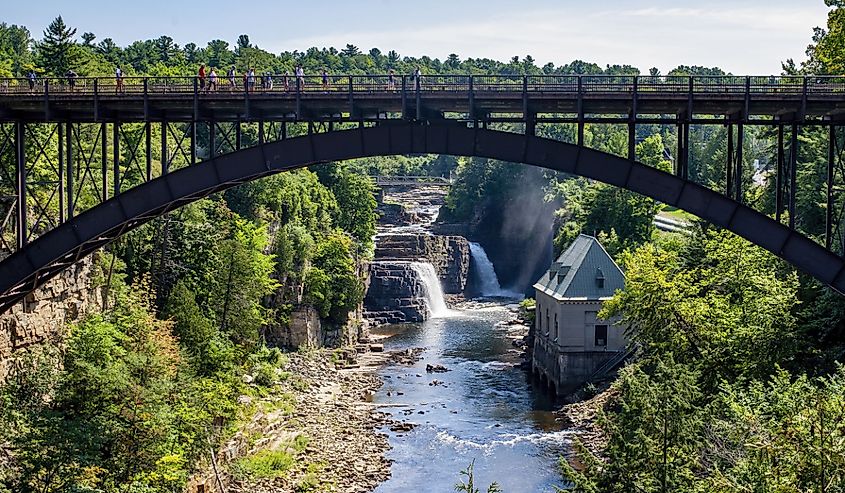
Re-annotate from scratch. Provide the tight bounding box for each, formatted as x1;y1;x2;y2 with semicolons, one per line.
1;121;843;312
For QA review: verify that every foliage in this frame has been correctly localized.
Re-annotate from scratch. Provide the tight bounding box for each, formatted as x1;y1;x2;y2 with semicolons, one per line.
454;460;502;493
207;218;278;350
0;280;239;493
231;435;309;480
550;134;671;256
603;228;800;385
563;355;703;492
304;232;365;323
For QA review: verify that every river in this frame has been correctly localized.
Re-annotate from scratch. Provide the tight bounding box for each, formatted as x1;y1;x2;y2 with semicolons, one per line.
371;302;571;492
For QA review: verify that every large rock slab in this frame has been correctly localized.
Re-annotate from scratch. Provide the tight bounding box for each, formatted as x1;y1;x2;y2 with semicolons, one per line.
374;233;469;294
363;261;431;324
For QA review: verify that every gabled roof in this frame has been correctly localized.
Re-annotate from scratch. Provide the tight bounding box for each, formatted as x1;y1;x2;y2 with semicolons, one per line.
533;234;625;301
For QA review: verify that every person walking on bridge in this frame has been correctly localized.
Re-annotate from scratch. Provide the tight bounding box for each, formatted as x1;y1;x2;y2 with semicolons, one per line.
208;67;217;92
198;64;206;91
115;66;124;94
321;68;329;92
247;68;256;92
65;69;77;91
388;69;396;91
413;66;422;90
227;65;236;92
26;69;36;93
295;65;304;90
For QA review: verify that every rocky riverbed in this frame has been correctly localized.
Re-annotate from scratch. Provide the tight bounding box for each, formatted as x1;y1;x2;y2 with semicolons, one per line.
211;348;425;493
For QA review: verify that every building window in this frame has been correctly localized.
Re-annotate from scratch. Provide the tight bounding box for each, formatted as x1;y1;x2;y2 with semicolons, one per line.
596;268;605;289
595;325;608;347
536;302;541;330
546;309;550;336
554;314;558;340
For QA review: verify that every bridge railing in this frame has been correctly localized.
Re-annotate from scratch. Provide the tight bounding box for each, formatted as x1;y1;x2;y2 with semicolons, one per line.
4;74;845;98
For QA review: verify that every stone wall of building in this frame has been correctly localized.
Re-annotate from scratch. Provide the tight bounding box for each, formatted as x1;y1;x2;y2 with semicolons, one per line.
0;257;100;379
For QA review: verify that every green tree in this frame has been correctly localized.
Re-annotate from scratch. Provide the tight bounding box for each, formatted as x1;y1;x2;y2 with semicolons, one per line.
37;16;79;75
208;219;278;349
564;356;703;492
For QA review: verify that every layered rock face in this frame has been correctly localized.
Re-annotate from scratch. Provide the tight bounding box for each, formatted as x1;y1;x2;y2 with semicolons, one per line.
364;261;431;325
0;257;100;379
375;233;470;294
364;184;472;326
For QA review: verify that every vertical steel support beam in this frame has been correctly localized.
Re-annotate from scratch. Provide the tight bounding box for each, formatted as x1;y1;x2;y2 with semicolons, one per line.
143;78;149;120
244;77;251;120
415;73;421;121
577;76;584;147
161;120;169;175
101;122;108;201
209;120;216;159
401;76;407;120
281;121;287;140
827;125;835;250
113;122;120;196
468;75;475;120
258;120;265;145
145;122;151;181
682;123;690;180
66;122;73;219
776;124;784;222
15;121;25;248
735;123;744;203
235;119;242;150
726;122;734;197
522;75;529;124
629;76;638;162
43;80;50;121
348;75;354;117
789;124;799;229
676;122;683;177
57;123;64;224
192;77;199;122
295;76;301;120
190;121;196;165
93;79;99;122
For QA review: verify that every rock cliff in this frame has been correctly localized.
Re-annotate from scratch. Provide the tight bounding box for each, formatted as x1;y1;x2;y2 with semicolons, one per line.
0;256;100;379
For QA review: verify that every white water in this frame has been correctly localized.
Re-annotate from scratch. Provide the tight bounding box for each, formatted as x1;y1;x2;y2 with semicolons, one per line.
469;242;521;298
410;262;450;318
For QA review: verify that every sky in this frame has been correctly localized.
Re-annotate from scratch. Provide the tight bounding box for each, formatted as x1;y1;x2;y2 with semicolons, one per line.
2;0;832;74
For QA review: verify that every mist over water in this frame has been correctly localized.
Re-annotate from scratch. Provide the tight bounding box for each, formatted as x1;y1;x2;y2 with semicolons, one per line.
372;307;569;493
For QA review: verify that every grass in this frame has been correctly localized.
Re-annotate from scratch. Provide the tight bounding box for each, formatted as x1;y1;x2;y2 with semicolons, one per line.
231;434;310;480
659;205;697;223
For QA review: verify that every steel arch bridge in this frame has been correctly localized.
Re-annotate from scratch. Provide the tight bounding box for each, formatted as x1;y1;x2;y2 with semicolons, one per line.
2;73;845;312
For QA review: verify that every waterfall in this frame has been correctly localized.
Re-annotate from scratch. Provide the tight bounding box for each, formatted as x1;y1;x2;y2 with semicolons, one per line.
410;262;450;318
469;242;518;298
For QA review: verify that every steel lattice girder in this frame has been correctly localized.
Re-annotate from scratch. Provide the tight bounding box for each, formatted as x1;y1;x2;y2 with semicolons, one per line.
0;121;844;313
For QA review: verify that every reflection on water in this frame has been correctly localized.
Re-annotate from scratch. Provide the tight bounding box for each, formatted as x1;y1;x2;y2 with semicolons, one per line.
372;305;571;493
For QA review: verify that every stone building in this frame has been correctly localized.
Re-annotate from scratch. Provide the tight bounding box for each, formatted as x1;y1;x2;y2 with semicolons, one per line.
532;234;627;395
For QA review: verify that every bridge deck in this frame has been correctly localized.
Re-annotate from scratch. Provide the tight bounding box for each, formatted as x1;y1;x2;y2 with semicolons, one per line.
1;75;844;123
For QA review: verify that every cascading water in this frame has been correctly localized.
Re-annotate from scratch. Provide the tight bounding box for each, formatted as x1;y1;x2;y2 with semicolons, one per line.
410;262;450;318
469;242;519;298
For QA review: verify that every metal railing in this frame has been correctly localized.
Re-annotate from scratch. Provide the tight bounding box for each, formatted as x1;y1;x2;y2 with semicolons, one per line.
2;74;844;98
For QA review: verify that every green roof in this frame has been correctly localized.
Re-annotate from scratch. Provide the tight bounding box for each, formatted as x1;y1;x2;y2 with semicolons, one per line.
533;234;625;301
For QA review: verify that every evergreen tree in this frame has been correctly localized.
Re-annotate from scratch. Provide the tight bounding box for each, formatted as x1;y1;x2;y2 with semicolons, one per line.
38;16;78;75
